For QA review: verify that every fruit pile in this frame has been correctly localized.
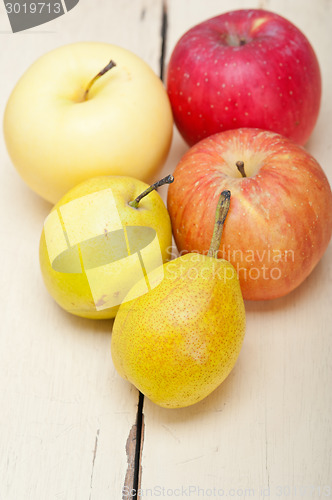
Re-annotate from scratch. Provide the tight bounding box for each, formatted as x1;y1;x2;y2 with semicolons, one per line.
4;9;332;409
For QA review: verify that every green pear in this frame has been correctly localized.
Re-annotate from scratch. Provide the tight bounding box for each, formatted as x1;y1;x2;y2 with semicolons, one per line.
111;191;246;408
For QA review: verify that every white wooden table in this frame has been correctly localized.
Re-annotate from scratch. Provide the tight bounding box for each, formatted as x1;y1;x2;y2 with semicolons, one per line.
1;1;331;499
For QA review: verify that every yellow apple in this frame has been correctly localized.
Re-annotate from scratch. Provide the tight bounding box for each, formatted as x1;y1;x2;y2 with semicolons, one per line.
4;42;173;204
39;175;173;319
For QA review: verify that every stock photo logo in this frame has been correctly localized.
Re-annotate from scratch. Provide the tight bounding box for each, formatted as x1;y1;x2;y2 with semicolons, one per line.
43;188;164;312
4;0;80;32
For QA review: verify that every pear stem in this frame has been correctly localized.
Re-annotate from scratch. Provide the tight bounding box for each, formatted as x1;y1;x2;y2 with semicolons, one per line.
208;190;231;259
129;175;174;209
83;59;116;101
236;161;246;178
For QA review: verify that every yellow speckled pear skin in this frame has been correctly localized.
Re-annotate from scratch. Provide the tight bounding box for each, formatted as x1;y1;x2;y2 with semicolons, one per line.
39;175;173;320
111;191;246;408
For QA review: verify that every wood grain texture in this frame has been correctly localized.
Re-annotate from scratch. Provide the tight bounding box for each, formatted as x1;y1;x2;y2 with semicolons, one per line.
1;0;332;499
0;1;164;498
139;1;332;498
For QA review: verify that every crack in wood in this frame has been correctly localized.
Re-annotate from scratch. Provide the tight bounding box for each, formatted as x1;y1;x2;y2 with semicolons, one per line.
123;392;145;500
136;409;145;495
160;0;168;81
122;2;167;497
89;428;100;500
123;421;137;497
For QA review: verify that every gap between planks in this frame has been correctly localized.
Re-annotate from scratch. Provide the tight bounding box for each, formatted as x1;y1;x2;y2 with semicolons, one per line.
122;1;169;498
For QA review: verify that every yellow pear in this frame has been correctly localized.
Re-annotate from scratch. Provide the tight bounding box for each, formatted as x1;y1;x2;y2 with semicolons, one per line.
111;191;246;408
39;175;173;319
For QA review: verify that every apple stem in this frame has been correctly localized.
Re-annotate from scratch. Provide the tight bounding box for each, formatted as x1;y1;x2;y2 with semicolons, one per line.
208;190;231;259
83;60;117;101
129;175;174;209
236;161;247;178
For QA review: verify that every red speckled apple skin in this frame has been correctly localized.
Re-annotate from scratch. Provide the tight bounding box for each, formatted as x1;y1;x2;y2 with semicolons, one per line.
167;9;321;146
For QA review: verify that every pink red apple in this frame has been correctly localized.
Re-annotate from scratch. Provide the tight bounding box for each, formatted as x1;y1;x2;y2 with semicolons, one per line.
167;128;332;301
166;9;321;146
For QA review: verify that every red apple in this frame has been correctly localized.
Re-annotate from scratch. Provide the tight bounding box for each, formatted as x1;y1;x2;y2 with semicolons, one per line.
166;9;321;146
167;128;332;300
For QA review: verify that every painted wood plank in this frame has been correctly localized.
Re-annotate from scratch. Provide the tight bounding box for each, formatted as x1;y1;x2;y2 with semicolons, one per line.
0;1;164;498
139;1;332;498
